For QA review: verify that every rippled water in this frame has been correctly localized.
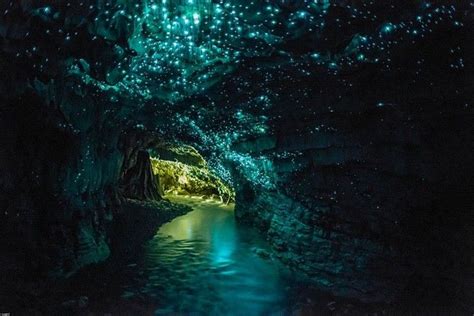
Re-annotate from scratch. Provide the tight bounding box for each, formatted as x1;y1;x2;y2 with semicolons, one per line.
120;196;302;315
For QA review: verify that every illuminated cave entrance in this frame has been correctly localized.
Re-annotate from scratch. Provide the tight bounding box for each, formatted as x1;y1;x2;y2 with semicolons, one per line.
120;138;234;204
150;144;235;203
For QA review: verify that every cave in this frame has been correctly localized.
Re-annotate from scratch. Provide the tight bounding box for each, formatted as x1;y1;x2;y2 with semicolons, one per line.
0;1;473;315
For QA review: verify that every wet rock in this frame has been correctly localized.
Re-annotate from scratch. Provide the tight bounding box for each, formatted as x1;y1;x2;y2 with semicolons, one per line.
251;247;271;259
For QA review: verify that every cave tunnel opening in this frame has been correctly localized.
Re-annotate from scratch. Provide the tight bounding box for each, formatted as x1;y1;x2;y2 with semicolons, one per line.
149;145;235;204
118;132;235;206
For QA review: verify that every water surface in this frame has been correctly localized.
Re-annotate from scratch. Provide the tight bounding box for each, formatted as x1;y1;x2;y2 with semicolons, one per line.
121;195;295;315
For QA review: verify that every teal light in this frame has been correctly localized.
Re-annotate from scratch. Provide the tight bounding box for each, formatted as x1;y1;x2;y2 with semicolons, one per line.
127;0;257;101
382;23;394;33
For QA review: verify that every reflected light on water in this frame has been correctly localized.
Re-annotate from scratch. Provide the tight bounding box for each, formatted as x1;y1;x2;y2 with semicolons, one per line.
122;195;290;315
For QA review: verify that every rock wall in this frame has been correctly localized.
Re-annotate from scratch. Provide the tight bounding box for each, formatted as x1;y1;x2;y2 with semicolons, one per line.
0;0;147;278
0;87;125;278
119;132;165;201
230;74;473;303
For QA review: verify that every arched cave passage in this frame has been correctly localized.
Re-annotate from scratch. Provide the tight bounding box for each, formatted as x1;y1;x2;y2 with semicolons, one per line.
117;131;235;203
150;145;235;203
0;0;472;314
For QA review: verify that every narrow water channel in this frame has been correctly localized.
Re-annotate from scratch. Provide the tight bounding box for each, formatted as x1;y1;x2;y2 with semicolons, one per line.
121;196;294;315
115;196;376;315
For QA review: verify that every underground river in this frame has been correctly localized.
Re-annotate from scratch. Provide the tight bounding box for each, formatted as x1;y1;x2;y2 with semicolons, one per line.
121;195;293;314
106;195;385;315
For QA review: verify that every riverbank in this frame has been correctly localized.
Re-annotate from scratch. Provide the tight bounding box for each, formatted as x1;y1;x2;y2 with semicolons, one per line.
0;198;192;315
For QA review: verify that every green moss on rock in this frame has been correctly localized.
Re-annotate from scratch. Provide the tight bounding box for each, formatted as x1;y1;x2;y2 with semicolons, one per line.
151;158;234;203
152;145;207;168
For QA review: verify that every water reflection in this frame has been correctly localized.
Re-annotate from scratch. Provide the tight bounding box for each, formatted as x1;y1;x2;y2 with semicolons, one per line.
122;196;289;315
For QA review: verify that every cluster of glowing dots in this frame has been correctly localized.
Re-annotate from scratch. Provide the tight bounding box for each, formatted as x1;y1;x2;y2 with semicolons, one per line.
126;0;336;100
122;1;461;102
8;0;463;104
129;0;251;99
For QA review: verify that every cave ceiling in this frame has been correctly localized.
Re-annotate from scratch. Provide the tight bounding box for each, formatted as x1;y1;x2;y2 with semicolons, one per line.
0;0;468;186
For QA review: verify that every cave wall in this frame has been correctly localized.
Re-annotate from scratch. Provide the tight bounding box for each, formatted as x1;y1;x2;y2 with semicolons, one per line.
229;65;473;302
0;89;124;278
0;0;148;277
0;97;165;278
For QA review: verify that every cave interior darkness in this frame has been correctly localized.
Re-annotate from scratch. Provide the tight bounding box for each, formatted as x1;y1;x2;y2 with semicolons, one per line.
0;0;473;315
